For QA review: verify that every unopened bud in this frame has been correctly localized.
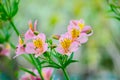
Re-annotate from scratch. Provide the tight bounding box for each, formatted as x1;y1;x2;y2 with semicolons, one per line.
34;31;39;35
51;44;57;49
52;35;60;40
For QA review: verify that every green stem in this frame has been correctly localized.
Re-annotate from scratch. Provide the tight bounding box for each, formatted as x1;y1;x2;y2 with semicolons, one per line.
29;54;44;80
9;19;20;36
62;68;70;80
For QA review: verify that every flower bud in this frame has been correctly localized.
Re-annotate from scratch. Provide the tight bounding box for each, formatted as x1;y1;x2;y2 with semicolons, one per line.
52;35;60;40
51;44;57;49
34;31;39;35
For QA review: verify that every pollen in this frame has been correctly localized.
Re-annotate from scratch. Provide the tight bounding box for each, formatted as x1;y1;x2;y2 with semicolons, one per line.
60;38;72;52
33;38;43;48
71;28;80;39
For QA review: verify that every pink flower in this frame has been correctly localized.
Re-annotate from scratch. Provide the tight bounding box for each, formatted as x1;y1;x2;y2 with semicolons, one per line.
42;68;53;80
20;68;53;80
25;33;48;57
0;43;10;57
70;19;93;36
56;33;79;55
25;20;38;41
68;19;93;44
15;36;26;58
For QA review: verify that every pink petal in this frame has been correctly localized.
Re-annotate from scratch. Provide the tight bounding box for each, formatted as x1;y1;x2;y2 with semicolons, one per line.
59;32;71;41
34;20;37;31
56;45;65;54
25;29;35;41
70;20;78;26
1;49;10;56
69;41;79;53
25;42;35;54
43;43;48;53
16;45;25;55
81;26;93;36
34;33;46;42
35;43;48;57
79;19;84;24
70;19;84;26
67;25;79;32
78;33;88;44
43;68;53;80
13;45;26;58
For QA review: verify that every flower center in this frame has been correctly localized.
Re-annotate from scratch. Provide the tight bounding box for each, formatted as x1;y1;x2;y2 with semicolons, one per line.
71;28;80;39
60;38;72;52
33;38;43;48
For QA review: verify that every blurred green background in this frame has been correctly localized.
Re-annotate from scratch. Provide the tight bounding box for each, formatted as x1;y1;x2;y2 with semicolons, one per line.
0;0;120;80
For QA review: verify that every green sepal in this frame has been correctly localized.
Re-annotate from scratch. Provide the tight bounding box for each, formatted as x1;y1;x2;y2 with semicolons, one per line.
43;64;60;69
20;67;36;76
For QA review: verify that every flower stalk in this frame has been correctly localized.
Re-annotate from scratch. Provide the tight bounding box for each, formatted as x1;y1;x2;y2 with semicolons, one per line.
62;68;70;80
9;19;20;36
29;54;44;80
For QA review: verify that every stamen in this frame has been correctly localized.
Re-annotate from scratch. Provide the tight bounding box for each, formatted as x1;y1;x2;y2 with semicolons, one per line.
71;28;80;39
33;38;43;48
60;38;72;52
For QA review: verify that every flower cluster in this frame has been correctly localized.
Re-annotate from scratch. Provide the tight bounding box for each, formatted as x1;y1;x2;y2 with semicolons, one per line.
15;20;48;58
56;19;93;55
15;19;93;80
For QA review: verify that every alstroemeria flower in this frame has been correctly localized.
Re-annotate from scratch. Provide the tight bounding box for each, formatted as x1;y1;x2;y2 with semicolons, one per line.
68;24;88;44
20;68;53;80
68;19;93;44
25;33;48;57
70;19;93;36
15;36;26;57
0;43;10;57
56;33;79;55
25;20;38;41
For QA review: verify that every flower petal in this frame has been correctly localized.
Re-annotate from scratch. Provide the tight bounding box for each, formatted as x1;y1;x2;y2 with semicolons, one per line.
81;26;93;36
25;42;35;53
69;41;79;52
78;33;88;44
56;45;65;54
43;68;53;80
25;29;35;41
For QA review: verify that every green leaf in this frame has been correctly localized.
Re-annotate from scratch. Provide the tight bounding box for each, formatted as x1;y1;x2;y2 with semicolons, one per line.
71;60;79;63
20;67;36;76
43;64;60;69
43;51;49;57
10;0;19;17
0;35;5;43
69;52;74;60
64;59;78;68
